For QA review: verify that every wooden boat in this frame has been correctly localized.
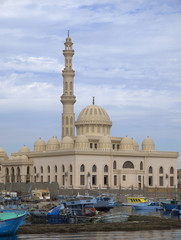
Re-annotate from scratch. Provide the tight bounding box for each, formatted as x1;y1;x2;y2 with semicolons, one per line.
94;212;129;223
0;211;28;236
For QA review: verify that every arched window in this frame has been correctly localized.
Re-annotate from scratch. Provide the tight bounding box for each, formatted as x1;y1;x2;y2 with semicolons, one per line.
65;82;68;90
104;165;108;173
80;164;85;172
170;167;174;174
41;166;43;174
6;168;9;175
11;167;15;182
62;165;65;173
70;82;72;90
48;166;50;173
55;165;57;173
123;161;134;169
66;116;68;125
27;166;30;175
34;167;36;174
149;166;153;174
70;164;72;172
113;161;117;170
159;166;163;174
70;117;73;125
92;165;97;172
17;167;21;183
140;161;143;170
17;167;20;175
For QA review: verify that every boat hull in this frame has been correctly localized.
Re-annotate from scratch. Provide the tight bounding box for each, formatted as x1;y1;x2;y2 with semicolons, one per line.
133;203;163;211
0;212;27;236
161;202;180;211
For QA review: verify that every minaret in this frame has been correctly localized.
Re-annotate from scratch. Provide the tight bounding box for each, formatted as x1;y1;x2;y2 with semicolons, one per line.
61;32;76;139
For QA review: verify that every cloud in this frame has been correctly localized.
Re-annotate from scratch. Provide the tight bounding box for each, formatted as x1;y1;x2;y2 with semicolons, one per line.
0;0;180;158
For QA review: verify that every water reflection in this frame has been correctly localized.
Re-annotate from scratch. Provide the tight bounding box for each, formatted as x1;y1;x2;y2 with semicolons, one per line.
0;236;18;240
14;230;181;240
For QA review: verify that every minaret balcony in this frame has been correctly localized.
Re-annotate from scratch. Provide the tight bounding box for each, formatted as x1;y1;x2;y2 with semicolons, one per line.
61;95;76;104
63;50;74;56
62;70;75;77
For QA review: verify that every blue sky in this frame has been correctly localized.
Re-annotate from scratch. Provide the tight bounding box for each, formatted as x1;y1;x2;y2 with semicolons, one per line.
0;0;181;165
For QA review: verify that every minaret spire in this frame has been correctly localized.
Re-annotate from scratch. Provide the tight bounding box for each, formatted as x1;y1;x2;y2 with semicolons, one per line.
60;32;76;139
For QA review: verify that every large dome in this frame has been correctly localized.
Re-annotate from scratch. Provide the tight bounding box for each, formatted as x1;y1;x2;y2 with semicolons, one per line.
75;104;112;136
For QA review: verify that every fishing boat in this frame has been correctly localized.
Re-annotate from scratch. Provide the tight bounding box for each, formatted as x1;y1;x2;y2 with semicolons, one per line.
30;203;71;224
161;200;180;211
94;195;115;211
133;202;163;211
0;211;28;236
64;196;97;216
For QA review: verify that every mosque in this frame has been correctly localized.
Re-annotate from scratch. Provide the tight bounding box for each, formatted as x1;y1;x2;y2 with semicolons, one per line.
0;34;179;190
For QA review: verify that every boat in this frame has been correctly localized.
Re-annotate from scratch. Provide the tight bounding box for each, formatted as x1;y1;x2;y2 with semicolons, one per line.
123;196;148;206
161;200;181;211
133;202;163;211
64;196;97;216
94;195;116;211
30;203;71;224
94;212;129;223
171;207;181;216
0;211;28;236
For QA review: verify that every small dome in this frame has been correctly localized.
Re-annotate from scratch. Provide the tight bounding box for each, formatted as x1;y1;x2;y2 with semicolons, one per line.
47;136;60;151
132;138;139;151
99;135;112;150
62;136;74;144
142;136;155;151
34;137;46;152
19;145;30;153
61;136;74;149
0;147;8;158
120;136;134;151
75;135;89;149
76;135;89;143
99;135;111;144
0;147;7;154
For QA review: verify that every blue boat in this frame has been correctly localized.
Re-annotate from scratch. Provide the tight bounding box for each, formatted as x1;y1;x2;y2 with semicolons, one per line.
0;211;28;236
94;196;116;212
161;200;180;211
133;202;163;211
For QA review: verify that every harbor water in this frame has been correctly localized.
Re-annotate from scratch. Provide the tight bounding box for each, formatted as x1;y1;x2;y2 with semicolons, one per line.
2;230;181;240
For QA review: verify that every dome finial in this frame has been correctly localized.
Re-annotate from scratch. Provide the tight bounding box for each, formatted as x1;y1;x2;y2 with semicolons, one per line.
68;30;69;37
93;96;95;105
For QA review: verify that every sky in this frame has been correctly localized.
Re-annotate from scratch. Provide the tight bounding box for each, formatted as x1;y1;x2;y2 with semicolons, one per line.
0;0;181;166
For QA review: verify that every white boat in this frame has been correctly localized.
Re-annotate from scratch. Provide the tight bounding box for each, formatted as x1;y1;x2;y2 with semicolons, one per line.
133;202;163;211
95;213;129;223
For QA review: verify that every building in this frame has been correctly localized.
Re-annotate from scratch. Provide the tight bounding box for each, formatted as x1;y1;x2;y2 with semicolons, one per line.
0;33;179;190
